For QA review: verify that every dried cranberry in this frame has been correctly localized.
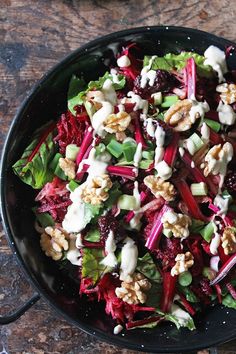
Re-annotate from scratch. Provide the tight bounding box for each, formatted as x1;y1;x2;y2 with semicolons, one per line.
98;213;125;243
224;171;236;192
133;70;180;99
155;237;182;271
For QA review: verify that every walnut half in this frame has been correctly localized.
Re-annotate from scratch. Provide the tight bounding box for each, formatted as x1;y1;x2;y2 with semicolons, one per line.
144;175;176;201
171;252;194;276
40;226;69;261
59;157;76;180
216;83;236;104
164;99;193;132
80;174;112;205
115;272;151;305
162;210;191;238
222;227;236;255
104;111;131;133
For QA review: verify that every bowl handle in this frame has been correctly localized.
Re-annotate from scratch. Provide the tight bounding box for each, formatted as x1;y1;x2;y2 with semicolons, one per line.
0;293;40;324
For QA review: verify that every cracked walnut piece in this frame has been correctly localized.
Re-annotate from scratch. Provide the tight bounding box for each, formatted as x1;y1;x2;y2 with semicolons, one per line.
40;226;69;261
216;83;236;104
162;210;191;238
59;157;76;180
104;111;131;133
203;142;233;177
144;175;176;201
164;99;197;132
115;272;151;305
80;174;112;205
171;252;194;276
222;227;236;255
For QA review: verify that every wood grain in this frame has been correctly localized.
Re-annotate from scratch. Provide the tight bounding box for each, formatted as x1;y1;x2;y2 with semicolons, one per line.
1;0;236;353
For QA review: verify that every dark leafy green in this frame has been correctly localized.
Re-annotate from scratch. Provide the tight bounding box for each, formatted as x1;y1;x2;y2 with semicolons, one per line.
81;248;108;284
222;294;236;310
137;253;162;283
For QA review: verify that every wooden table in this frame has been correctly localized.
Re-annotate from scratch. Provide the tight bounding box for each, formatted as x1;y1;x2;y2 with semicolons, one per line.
1;1;236;353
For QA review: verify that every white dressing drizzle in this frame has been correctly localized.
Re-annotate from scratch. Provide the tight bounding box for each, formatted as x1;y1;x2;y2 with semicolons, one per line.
217;101;236;125
145;118;156;137
210;222;221;255
100;230;118;268
189;96;209;123
120;237;138;280
124;92;149;114
140;56;157;88
204;45;227;83
201;122;210;141
214;194;229;216
133;142;142;167
117;55;131;68
66;234;81;266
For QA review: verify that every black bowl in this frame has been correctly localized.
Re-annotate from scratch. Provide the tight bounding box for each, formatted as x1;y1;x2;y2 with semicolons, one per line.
1;26;236;353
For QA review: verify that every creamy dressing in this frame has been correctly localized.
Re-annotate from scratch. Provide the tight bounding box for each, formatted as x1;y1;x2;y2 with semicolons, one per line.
191;161;195;168
178;147;185;157
110;68;121;84
209;222;221;255
217;101;236;125
155;160;172;180
162;210;178;224
133;142;142;167
62;196;86;233
204;45;227;82
66;234;81;266
201;122;210;141
113;324;123;335
120;237;138;280
140;56;157;88
100;230;118;268
214;194;229;215
117;55;131;68
102;78;117;106
123;92;149;114
129;182;142;230
91;101;114;137
185;138;196;156
118;103;125;112
210;256;220;272
189;97;209;123
145;118;156;137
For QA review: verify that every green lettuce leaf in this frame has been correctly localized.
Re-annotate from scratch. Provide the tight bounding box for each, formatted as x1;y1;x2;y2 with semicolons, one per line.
84;228;100;242
81;248;108;284
68;75;86;115
12;123;56;189
67;72;126;115
165;305;196;330
137;253;162;283
144;52;213;77
222;294;236;310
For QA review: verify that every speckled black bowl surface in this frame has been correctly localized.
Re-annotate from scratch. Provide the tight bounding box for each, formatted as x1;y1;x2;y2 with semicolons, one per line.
1;26;236;353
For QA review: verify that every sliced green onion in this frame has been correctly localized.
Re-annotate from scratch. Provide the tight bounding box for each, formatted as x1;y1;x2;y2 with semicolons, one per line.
49;153;62;171
161;95;179;108
185;133;204;155
204;118;221;133
95;143;106;157
107;139;123;158
117;194;139;210
202;267;216;281
199;222;214;243
152;92;162;105
190;182;208;196
142;150;154;160
65;144;80;161
68;180;79;192
139;159;153;169
178;271;192;287
54;164;67;181
122;141;137;161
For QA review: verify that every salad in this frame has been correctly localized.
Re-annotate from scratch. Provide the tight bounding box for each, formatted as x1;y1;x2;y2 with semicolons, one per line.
13;42;236;334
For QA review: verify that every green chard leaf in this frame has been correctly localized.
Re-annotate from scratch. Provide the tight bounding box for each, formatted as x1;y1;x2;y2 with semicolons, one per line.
68;75;86;115
178;285;199;303
84;228;100;242
137;253;162;283
81;248;108;284
12;122;56;189
164;305;196;331
144;52;213;77
222;294;236;310
67;72;126;115
104;181;122;210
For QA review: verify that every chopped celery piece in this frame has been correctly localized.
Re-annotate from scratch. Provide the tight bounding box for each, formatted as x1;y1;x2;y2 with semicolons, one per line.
139;159;153;169
117;194;139;210
49;153;62;171
199;222;214;243
190;182;208;196
152;92;162;105
162;228;172;238
178;271;192;287
84;100;95;119
142;150;154;160
107;139;123;158
95;143;106;157
202;267;216;281
204;118;221;133
65;144;80;161
185;133;204;155
54;164;67;181
161;95;179;108
122;141;137;161
68;180;79;191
